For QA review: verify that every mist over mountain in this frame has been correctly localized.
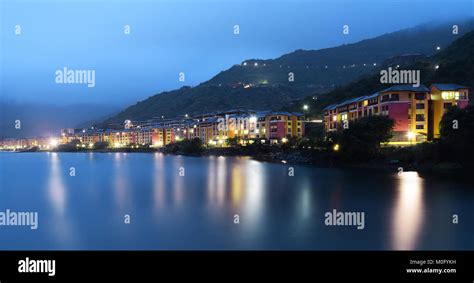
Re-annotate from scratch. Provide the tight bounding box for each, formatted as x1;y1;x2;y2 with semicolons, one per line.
102;20;473;125
0;102;119;138
289;28;474;116
205;21;473;87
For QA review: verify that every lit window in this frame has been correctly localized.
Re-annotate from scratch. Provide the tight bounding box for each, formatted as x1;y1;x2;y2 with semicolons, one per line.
441;91;460;100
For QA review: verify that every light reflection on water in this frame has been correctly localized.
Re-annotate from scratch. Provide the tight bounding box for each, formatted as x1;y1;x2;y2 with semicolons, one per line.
46;153;77;247
391;172;424;250
0;152;472;250
153;153;165;210
113;152;129;210
242;160;265;230
48;153;66;216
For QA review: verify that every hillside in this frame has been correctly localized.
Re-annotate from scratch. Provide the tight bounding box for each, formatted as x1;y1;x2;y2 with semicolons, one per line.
101;20;473;126
290;29;474;117
205;21;470;87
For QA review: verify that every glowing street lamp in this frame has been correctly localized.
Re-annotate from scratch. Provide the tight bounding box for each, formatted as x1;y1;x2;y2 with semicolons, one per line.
49;138;59;148
303;104;309;111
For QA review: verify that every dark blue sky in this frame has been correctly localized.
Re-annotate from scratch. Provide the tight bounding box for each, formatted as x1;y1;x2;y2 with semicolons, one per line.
1;0;472;107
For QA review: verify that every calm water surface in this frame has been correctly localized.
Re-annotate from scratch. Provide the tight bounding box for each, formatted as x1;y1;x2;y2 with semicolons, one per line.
0;152;472;250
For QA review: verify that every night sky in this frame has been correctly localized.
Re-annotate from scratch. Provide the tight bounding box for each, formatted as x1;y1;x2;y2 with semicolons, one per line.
1;0;472;107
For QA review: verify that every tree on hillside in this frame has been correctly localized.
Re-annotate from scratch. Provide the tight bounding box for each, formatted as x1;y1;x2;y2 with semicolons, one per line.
329;115;394;161
439;104;474;163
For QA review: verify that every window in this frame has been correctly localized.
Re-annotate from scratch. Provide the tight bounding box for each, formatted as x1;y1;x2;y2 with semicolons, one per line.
390;94;399;101
374;107;379;114
382;95;389;102
441;91;460;100
416;103;425;109
416;114;425;122
416;124;424;130
415;93;425;100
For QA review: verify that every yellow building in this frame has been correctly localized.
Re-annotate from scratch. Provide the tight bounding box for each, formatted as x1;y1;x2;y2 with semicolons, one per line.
323;84;470;144
429;84;470;139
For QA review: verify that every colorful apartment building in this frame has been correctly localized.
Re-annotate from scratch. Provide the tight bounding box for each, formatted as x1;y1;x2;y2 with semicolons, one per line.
323;83;470;144
0;137;52;150
429;84;470;139
53;109;305;148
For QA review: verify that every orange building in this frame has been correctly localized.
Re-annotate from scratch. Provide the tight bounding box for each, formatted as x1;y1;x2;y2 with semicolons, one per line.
323;83;470;144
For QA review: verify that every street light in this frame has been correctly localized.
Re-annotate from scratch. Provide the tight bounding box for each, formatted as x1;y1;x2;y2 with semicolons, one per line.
49;138;59;148
407;131;415;144
303;104;309;111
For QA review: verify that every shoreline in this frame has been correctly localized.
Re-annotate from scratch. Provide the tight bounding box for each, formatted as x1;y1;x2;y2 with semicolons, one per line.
3;147;471;177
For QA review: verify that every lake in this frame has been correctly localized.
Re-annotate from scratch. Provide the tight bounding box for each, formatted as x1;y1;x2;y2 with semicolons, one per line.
0;152;472;250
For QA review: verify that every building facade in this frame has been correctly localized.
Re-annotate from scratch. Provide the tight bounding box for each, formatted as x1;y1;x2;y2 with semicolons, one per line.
53;109;305;148
323;84;470;144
